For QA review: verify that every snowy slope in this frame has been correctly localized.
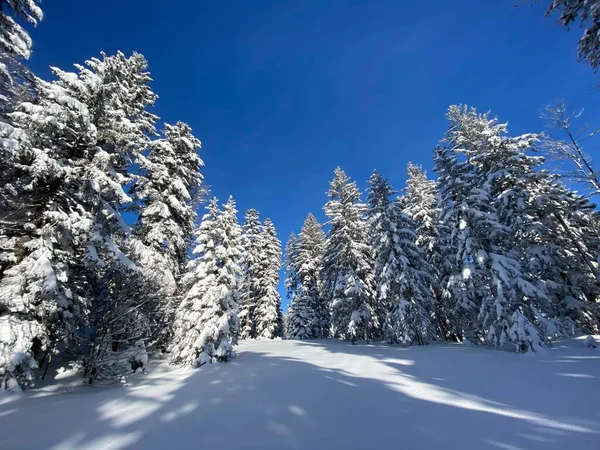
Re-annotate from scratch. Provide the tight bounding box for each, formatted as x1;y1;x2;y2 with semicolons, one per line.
1;338;599;450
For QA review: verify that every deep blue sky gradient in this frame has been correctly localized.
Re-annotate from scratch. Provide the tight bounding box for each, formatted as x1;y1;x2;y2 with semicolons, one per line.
27;1;599;307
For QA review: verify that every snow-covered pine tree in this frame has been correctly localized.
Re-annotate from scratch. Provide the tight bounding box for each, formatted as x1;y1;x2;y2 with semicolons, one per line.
402;164;443;264
527;179;600;335
129;121;204;347
239;208;263;339
285;287;312;340
433;143;473;339
0;0;41;113
0;0;40;115
286;214;328;340
297;214;328;338
134;121;204;279
437;105;549;352
51;51;158;195
0;0;42;59
284;232;310;339
0;96;33;279
255;218;284;339
170;197;242;366
170;198;220;364
0;0;41;277
0;72;137;387
367;171;439;345
50;51;162;367
402;163;454;339
322;168;377;342
209;196;243;356
366;170;394;338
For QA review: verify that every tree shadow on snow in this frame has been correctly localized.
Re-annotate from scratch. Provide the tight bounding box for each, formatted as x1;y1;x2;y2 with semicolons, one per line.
0;340;598;450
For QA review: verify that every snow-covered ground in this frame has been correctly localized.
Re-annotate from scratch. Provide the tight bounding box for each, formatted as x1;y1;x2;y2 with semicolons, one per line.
1;337;599;450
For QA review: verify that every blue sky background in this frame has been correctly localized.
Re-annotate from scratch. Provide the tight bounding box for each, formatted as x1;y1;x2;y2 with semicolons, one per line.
27;0;599;307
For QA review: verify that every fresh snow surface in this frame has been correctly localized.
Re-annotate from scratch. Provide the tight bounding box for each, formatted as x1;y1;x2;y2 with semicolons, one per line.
1;337;599;450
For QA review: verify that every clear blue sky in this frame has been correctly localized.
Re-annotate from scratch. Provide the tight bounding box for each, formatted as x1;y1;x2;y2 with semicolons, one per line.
27;0;599;307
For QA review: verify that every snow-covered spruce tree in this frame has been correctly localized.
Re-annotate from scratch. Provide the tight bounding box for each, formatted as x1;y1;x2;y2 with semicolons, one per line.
297;214;328;338
436;105;549;352
0;0;42;59
402;164;443;265
285;287;312;340
255;218;284;339
239;208;263;339
284;232;309;339
367;171;439;345
540;103;600;328
0;73;137;387
433;143;474;339
0;0;42;113
170;197;242;366
170;198;220;364
0;98;33;279
130;121;204;348
0;50;34;116
51;51;158;192
402;163;455;340
286;214;328;340
134;122;204;279
50;52;162;365
527;179;600;334
322;168;377;342
456;106;599;338
366;170;395;338
0;0;41;277
0;0;41;113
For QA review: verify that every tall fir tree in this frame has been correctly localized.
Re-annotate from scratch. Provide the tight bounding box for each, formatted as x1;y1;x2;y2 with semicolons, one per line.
255;218;284;339
527;179;600;334
170;197;242;366
322;168;377;342
239;208;263;339
0;73;138;386
436;106;550;352
367;171;439;345
50;51;166;365
0;0;42;279
286;214;328;340
284;232;310;339
402;163;454;339
297;214;328;338
51;51;158;198
134;121;204;280
366;171;395;336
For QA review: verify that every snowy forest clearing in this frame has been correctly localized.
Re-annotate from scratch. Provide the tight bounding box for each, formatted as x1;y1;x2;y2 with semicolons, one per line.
1;338;599;450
